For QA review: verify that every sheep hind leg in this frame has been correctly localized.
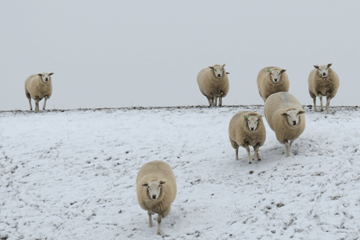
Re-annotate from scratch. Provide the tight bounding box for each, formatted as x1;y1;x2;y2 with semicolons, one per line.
206;97;212;107
312;97;317;112
284;140;291;157
245;145;253;164
156;214;162;235
148;211;153;227
43;96;49;110
214;97;218;107
219;97;222;107
27;97;32;111
326;96;332;114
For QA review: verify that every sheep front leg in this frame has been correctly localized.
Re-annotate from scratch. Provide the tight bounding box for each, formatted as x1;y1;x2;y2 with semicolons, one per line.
326;96;332;114
34;99;40;113
148;211;153;227
284;140;291;157
253;145;261;161
244;145;252;164
214;97;218;107
219;97;222;107
319;96;323;111
27;97;33;111
43;96;49;110
156;214;162;235
313;97;317;112
206;96;212;107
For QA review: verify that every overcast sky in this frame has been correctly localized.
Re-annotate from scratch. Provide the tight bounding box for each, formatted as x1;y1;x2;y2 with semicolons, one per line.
1;1;359;110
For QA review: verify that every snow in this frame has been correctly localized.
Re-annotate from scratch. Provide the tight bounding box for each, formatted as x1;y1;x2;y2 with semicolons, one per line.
1;105;360;240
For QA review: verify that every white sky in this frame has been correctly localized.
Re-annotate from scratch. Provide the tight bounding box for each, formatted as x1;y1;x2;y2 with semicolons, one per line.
1;1;359;110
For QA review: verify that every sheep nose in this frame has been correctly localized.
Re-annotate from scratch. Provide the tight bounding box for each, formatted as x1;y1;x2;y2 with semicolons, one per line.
323;73;326;76
251;127;254;131
152;195;156;199
274;79;278;82
218;74;221;77
292;121;296;125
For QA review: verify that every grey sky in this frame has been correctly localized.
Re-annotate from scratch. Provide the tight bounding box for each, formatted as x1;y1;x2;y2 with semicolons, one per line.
1;1;359;110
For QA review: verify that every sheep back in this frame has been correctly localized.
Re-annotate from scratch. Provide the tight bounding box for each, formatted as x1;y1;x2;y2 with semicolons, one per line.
257;66;289;101
25;74;52;100
197;65;229;98
136;161;177;217
228;111;266;148
308;67;339;99
264;92;305;144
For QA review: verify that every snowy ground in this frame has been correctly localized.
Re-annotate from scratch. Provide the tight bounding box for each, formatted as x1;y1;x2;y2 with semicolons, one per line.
1;105;360;240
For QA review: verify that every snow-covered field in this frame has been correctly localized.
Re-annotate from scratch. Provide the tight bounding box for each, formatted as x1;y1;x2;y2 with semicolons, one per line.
1;105;360;240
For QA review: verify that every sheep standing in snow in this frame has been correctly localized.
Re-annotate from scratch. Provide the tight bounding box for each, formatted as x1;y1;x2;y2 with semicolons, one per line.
228;111;266;164
308;63;339;114
197;64;229;107
25;72;54;112
257;66;289;102
264;92;305;157
136;160;177;235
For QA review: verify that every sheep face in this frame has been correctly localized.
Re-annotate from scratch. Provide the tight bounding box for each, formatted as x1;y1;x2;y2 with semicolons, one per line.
282;110;305;127
38;72;54;83
143;180;165;200
246;115;260;132
314;64;332;78
270;69;286;83
209;64;225;78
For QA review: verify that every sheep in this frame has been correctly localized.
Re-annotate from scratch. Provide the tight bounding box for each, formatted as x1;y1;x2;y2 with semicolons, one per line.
197;64;229;107
308;63;339;114
228;111;266;164
257;66;289;102
25;72;54;112
264;92;305;157
136;160;177;235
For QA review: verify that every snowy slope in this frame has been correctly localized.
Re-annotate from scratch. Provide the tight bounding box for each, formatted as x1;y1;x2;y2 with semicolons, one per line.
0;106;360;240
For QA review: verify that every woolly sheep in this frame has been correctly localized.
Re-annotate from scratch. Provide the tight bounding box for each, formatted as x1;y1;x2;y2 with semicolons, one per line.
264;92;305;157
197;64;229;107
136;160;177;235
25;72;54;112
308;63;339;114
257;66;289;102
228;111;266;164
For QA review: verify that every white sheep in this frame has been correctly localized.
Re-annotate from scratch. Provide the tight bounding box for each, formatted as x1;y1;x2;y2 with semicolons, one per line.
197;64;229;107
25;72;54;112
136;160;177;235
264;92;305;157
308;63;339;114
228;111;266;164
257;66;289;102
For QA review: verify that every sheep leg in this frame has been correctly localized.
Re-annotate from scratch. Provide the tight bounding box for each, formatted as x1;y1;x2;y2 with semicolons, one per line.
148;211;153;227
206;97;212;107
156;214;162;235
219;97;222;107
245;145;253;164
326;96;331;114
319;96;323;111
214;97;218;106
284;140;291;157
253;145;261;161
313;97;317;112
43;96;48;110
34;99;40;113
27;97;33;111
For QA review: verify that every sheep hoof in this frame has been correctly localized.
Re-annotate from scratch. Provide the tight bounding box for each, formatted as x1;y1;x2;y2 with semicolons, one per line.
258;158;261;161
248;162;252;164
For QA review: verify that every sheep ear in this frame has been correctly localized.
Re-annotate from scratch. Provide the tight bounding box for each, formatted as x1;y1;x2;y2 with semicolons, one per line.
298;110;305;115
226;72;230;74
142;183;149;187
209;66;214;70
314;65;319;69
327;63;332;68
280;69;286;73
38;73;43;77
281;113;288;117
160;181;166;185
49;72;54;76
222;64;226;67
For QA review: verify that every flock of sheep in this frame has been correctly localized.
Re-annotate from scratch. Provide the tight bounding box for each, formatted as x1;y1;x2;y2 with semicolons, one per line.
23;63;339;235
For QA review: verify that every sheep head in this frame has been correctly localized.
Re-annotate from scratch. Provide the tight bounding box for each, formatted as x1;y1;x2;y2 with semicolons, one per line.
269;69;286;84
281;110;305;127
314;64;332;78
38;72;54;83
244;114;261;132
209;64;226;79
142;180;166;200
